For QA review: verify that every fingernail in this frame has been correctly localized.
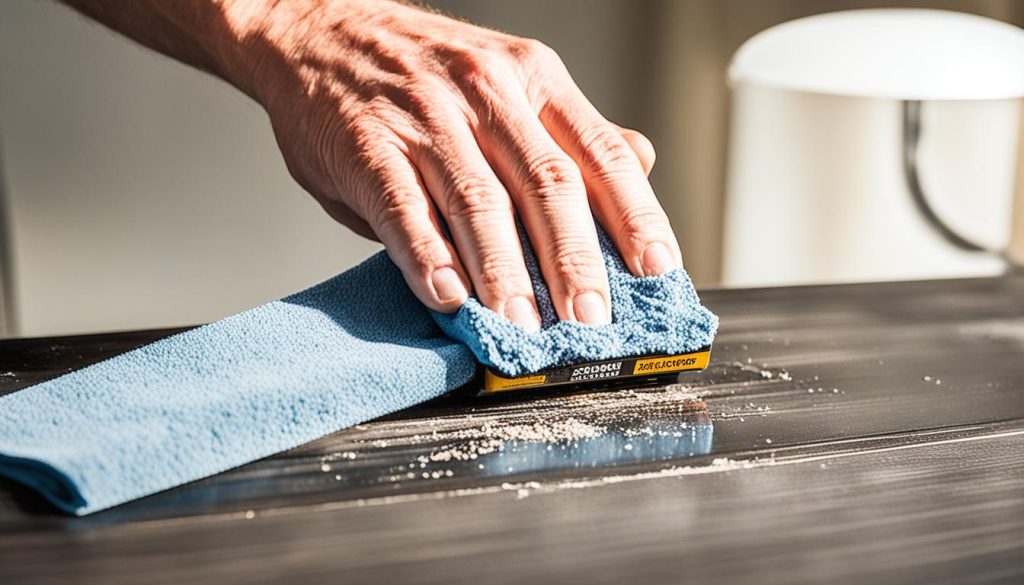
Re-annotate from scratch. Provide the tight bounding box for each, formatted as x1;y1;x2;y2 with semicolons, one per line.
641;242;675;276
573;291;610;325
431;267;468;305
504;296;542;333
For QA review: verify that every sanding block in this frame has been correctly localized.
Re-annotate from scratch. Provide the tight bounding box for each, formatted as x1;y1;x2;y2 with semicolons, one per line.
475;346;712;396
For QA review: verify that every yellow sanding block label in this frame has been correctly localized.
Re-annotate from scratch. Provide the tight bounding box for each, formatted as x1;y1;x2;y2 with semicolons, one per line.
633;352;710;375
484;371;547;392
480;347;712;395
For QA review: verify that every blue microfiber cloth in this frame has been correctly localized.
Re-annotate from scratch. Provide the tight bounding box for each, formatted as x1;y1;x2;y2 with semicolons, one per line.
0;234;717;515
433;228;718;375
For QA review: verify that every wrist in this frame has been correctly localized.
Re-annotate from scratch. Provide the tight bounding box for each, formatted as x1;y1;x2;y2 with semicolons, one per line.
204;0;283;99
213;0;399;106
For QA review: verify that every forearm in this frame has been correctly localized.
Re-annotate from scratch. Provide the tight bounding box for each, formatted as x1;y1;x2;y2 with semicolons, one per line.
59;0;276;98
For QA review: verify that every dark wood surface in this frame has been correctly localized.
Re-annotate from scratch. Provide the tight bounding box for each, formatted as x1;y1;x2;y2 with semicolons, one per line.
1;276;1023;584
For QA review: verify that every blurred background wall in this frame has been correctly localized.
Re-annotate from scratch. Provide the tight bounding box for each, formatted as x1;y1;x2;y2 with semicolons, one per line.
1;0;1022;337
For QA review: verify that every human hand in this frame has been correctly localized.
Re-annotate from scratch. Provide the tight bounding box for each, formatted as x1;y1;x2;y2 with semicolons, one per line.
229;0;681;331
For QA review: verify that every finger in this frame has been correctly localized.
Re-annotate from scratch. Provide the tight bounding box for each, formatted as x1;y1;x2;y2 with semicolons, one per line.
614;124;656;176
468;76;611;325
354;143;472;313
411;117;542;332
539;87;681;278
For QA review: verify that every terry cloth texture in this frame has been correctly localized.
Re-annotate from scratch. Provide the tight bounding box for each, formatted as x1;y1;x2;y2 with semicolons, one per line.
0;235;717;515
433;228;719;376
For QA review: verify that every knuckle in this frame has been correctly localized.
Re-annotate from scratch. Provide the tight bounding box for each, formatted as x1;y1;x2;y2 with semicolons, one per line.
616;205;671;247
445;174;504;220
372;186;418;229
477;254;526;293
522;153;583;200
633;130;656;156
374;199;447;271
406;233;446;269
448;50;503;94
579;127;638;176
549;246;603;287
510;38;560;68
459;49;502;75
365;172;422;232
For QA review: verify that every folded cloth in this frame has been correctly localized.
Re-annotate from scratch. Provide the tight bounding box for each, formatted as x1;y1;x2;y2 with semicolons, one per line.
0;234;717;515
434;228;719;376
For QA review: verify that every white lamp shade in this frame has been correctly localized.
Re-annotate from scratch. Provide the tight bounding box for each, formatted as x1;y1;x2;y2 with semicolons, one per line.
729;9;1024;101
723;9;1023;287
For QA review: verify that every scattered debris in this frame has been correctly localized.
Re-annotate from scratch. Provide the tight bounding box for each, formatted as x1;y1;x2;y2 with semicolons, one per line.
324;386;709;487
